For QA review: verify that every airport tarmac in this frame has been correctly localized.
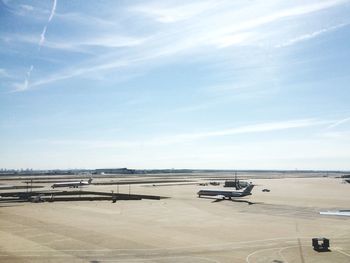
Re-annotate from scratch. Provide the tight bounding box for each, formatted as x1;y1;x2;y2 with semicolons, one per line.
0;175;349;262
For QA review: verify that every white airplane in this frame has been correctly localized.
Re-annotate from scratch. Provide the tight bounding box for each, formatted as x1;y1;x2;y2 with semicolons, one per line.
197;183;254;199
320;210;350;217
51;178;92;189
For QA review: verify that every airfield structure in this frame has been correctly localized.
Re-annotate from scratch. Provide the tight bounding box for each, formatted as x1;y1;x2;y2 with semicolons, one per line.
312;237;330;251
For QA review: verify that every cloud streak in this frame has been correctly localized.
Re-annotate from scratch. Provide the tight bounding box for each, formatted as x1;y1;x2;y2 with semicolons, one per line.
46;119;328;149
0;68;11;78
7;0;350;92
153;119;328;145
39;0;57;49
131;1;219;23
276;23;349;48
12;0;57;92
13;65;34;92
39;26;47;47
328;117;350;129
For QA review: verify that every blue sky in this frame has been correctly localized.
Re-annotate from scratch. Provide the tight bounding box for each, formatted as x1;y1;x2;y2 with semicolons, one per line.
1;0;350;170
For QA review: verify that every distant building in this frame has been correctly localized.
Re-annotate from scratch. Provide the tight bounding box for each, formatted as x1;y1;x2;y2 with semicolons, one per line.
224;180;249;189
95;168;135;174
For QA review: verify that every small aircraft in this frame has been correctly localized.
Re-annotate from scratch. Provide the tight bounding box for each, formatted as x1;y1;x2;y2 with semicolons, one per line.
197;183;254;199
51;178;93;189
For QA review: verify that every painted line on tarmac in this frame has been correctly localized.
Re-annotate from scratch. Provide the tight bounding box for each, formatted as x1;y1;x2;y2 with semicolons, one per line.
27;233;54;238
246;247;281;263
336;249;350;257
96;256;221;263
246;245;302;263
0;252;220;262
278;246;291;263
46;238;69;243
3;236;349;254
231;242;279;250
5;254;73;258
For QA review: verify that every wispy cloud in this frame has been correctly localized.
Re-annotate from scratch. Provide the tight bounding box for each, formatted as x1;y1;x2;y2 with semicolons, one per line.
11;0;57;92
319;131;350;139
1;33;144;54
13;65;34;92
44;35;146;52
276;23;349;48
7;0;350;92
45;119;328;149
130;1;219;23
39;26;47;48
20;4;34;12
201;0;347;41
54;12;114;26
2;1;350;170
1;1;48;17
154;119;328;145
328;117;350;129
0;68;11;78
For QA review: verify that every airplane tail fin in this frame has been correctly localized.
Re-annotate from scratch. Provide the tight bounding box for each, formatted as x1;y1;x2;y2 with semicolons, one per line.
88;178;93;184
243;184;254;195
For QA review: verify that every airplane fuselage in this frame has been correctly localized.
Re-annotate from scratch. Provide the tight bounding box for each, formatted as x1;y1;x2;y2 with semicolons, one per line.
198;190;250;198
51;179;92;189
197;184;254;199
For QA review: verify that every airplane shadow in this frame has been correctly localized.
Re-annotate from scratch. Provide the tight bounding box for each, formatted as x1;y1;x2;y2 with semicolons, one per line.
211;198;264;205
0;203;25;207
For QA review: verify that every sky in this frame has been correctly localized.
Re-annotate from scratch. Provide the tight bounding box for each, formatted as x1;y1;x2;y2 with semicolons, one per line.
1;0;350;170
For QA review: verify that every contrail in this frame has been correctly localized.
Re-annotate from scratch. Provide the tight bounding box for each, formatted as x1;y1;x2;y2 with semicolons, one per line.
48;0;57;22
39;26;47;47
17;0;57;92
27;65;34;79
23;65;33;90
39;0;57;49
14;65;33;91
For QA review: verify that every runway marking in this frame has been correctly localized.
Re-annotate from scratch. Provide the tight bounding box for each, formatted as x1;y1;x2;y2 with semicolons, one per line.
28;233;53;238
336;249;350;257
246;245;302;263
297;238;305;263
0;237;312;255
4;236;350;255
278;247;289;263
2;236;349;260
0;225;26;229
46;238;69;243
95;256;221;263
232;242;279;249
246;247;282;263
0;236;308;253
5;254;74;258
